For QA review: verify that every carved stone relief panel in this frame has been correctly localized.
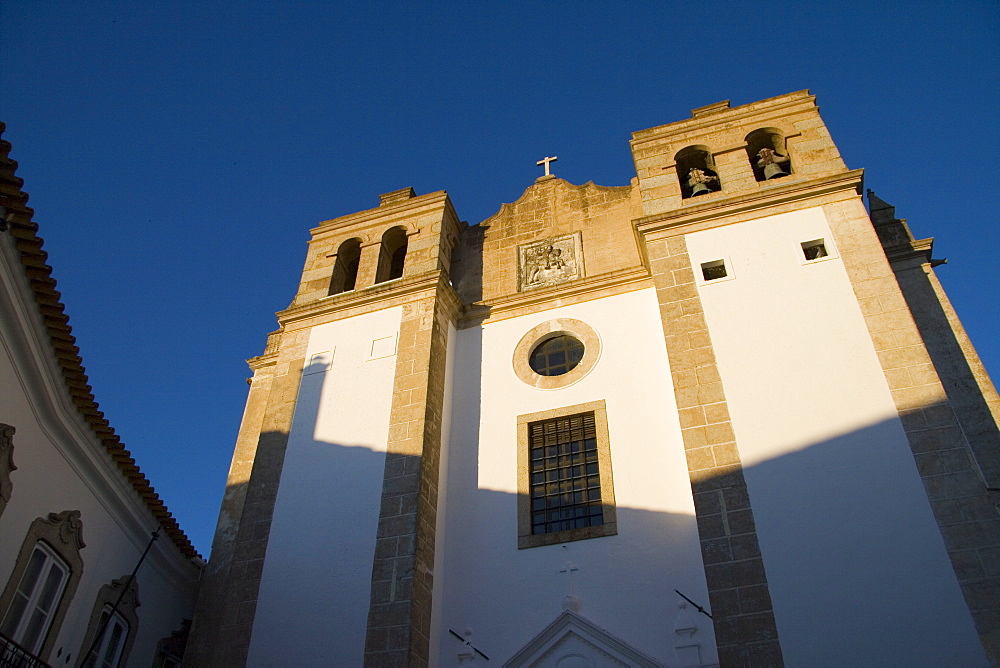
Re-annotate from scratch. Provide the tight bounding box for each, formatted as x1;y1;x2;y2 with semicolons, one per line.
518;232;584;291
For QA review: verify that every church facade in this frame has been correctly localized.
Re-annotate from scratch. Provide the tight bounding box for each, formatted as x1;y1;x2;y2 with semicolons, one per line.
188;91;1000;667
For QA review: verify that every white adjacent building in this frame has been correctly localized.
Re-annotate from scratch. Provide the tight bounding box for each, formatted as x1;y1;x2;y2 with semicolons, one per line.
0;123;202;667
189;91;1000;666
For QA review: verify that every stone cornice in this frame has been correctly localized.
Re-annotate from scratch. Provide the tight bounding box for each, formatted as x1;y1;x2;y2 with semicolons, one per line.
247;351;279;371
885;237;938;266
635;169;865;240
460;266;651;327
310;190;456;237
630;90;815;147
277;270;459;328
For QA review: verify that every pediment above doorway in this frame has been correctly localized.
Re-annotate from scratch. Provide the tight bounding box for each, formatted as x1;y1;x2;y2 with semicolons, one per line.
503;610;661;668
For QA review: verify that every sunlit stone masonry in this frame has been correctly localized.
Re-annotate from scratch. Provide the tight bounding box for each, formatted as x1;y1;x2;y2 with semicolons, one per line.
187;91;1000;667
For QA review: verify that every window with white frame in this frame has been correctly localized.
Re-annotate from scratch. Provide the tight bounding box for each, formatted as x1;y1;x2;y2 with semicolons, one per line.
0;511;85;662
0;542;70;655
78;575;140;668
81;607;129;668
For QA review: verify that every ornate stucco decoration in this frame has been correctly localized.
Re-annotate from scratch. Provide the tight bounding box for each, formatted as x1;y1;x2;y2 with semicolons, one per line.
109;574;142;610
0;423;15;518
78;575;142;667
49;509;87;550
503;609;661;667
0;510;86;660
518;232;584;291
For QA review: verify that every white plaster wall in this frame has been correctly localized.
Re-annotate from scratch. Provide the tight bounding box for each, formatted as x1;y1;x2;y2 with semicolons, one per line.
434;289;717;666
0;348;198;667
429;320;456;664
685;207;985;666
249;306;402;667
0;241;200;667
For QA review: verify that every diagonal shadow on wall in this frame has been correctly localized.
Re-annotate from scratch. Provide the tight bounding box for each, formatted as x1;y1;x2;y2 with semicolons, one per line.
190;354;998;667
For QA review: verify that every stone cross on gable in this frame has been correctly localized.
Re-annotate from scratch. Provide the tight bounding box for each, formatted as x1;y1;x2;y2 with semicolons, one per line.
536;155;558;176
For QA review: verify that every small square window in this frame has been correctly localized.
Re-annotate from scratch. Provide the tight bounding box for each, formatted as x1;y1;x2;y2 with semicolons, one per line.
701;259;728;281
801;239;828;261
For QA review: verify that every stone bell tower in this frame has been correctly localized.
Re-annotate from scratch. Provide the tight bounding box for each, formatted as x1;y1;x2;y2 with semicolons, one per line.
188;187;463;667
629;91;997;665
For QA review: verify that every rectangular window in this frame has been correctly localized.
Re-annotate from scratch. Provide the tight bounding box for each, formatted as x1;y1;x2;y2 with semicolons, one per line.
83;607;128;668
701;259;728;281
528;412;603;534
517;400;617;548
801;238;829;261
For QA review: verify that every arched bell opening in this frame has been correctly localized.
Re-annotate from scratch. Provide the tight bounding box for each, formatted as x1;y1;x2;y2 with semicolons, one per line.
675;146;722;199
375;226;409;284
746;128;792;181
328;238;362;295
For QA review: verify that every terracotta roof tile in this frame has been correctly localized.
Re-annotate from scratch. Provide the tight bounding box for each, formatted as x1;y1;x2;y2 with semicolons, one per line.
0;122;200;559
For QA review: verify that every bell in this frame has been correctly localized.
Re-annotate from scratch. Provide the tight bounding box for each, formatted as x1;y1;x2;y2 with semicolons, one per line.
763;162;788;180
690;182;711;196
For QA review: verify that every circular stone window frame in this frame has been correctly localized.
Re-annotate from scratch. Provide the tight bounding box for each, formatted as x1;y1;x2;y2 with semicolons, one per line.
513;318;601;390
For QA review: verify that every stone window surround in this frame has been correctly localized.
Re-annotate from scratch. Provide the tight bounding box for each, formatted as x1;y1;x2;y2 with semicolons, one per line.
77;575;141;668
0;511;86;660
517;400;617;549
1;541;68;654
513;318;601;390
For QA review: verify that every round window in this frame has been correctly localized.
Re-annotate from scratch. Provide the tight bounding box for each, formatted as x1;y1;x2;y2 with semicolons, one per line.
528;335;585;376
513;318;600;389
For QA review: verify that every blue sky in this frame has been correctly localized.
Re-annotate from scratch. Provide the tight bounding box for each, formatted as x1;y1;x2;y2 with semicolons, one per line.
2;2;997;557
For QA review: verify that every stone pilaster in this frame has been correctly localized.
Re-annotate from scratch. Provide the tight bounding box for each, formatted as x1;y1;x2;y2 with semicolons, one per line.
897;263;1000;485
186;358;274;666
364;280;458;667
645;233;784;667
356;239;384;289
867;191;1000;488
187;346;306;667
825;198;1000;664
